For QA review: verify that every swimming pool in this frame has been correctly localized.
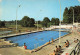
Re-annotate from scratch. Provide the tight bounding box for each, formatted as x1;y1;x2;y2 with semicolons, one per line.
6;30;69;50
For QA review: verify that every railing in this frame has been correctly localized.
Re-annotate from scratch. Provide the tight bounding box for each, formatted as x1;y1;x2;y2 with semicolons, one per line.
69;41;80;55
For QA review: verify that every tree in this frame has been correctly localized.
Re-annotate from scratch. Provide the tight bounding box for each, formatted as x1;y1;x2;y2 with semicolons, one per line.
21;16;30;27
0;21;1;27
63;6;80;23
68;7;73;23
38;21;42;24
0;21;5;27
21;16;35;27
47;22;52;27
29;18;35;27
51;18;56;25
63;7;69;23
42;17;50;27
55;18;59;25
77;14;80;22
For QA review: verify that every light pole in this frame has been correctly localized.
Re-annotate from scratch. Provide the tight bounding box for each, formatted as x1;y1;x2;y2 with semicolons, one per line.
71;8;74;33
77;0;80;30
72;8;74;25
37;20;38;31
37;10;42;31
59;0;61;44
16;5;21;33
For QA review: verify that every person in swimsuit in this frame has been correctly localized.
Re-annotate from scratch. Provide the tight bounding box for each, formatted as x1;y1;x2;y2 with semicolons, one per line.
64;42;68;47
24;43;27;49
55;46;58;52
66;40;69;47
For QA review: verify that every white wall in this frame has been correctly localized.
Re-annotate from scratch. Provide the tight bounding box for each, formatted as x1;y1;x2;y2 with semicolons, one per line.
51;25;73;29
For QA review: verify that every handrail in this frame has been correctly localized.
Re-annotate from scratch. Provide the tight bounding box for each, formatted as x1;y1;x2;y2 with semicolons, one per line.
69;41;80;55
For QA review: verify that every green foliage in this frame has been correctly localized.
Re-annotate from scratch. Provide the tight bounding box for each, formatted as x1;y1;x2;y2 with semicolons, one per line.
63;7;69;23
51;18;56;25
38;21;42;24
41;17;59;27
51;18;59;25
68;7;73;23
55;18;59;25
47;22;52;27
29;18;35;27
35;24;42;28
21;16;35;27
42;17;50;27
63;6;80;23
0;21;5;27
77;14;80;22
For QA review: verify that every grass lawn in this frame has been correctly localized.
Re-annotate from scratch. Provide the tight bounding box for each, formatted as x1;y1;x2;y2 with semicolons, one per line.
0;24;43;36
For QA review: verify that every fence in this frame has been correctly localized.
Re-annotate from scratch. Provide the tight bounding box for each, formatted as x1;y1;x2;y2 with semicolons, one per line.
69;41;80;55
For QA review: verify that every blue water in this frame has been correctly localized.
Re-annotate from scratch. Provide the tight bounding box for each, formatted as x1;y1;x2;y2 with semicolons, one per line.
6;30;69;50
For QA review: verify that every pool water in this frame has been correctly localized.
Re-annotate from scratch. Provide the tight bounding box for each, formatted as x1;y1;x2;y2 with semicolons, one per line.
6;30;69;50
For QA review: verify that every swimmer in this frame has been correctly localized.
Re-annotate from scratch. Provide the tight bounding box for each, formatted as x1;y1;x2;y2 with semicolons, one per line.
41;38;43;40
23;43;27;49
49;40;50;44
24;43;26;46
35;38;38;40
51;38;54;42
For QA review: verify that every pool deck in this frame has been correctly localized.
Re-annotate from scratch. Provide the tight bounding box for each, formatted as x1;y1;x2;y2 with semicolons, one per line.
0;30;43;39
0;28;80;55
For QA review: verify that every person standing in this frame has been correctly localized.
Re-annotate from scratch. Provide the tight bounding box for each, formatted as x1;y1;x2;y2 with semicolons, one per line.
24;43;27;49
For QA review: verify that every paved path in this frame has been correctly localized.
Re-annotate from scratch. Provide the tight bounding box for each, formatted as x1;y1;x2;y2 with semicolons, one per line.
0;28;80;55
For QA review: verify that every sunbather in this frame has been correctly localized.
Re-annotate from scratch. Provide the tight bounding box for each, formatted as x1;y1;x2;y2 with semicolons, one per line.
58;45;61;52
53;50;56;55
55;46;58;52
64;42;69;47
66;40;69;46
74;39;79;43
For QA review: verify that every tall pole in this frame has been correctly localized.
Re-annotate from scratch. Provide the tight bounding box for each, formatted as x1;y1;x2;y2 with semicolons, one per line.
72;8;74;33
37;10;42;31
16;7;18;33
59;0;61;44
37;21;38;31
16;5;20;33
77;0;80;33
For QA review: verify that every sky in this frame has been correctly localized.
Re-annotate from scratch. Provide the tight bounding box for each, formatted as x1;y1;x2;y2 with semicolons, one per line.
0;0;80;21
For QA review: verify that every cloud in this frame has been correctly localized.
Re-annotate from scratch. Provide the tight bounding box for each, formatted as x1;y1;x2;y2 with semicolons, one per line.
78;0;80;2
